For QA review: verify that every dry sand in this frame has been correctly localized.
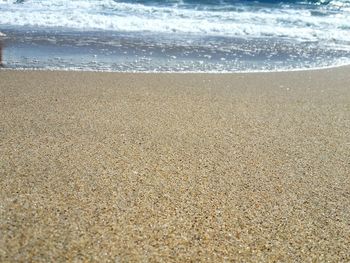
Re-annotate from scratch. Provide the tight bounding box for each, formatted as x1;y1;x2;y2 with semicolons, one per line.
0;68;350;262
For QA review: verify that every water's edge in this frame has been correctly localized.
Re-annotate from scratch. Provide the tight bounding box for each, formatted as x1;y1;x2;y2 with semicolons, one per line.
1;29;350;73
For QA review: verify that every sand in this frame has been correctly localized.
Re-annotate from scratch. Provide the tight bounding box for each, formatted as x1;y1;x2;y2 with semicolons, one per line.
0;68;350;262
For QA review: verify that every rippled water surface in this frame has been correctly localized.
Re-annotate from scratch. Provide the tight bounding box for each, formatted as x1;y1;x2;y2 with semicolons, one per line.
0;0;349;71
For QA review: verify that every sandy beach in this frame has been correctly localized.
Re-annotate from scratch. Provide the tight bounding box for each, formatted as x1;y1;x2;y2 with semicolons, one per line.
1;68;350;261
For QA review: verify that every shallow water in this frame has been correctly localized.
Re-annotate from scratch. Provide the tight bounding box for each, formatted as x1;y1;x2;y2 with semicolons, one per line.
0;0;349;72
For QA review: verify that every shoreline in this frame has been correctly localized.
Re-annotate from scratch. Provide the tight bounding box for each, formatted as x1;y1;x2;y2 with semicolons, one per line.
1;67;350;261
2;28;350;73
2;62;350;74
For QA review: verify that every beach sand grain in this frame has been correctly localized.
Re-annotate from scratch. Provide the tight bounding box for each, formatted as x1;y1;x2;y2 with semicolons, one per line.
0;68;350;261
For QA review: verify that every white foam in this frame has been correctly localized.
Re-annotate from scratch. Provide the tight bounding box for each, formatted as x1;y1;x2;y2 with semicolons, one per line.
0;0;349;46
4;58;350;74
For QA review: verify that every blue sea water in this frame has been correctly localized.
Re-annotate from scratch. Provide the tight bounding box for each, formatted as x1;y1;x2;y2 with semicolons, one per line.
0;0;349;71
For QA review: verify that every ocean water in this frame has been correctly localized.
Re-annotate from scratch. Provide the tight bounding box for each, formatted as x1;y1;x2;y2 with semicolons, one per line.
0;0;349;72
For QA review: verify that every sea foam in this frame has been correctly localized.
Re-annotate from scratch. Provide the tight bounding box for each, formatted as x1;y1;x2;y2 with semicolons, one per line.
0;0;349;47
1;0;350;72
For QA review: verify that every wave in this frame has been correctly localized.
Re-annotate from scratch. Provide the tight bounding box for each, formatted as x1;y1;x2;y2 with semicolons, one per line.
0;0;349;46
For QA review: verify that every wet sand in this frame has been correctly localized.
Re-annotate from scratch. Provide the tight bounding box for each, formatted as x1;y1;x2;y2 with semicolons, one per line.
1;68;350;261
